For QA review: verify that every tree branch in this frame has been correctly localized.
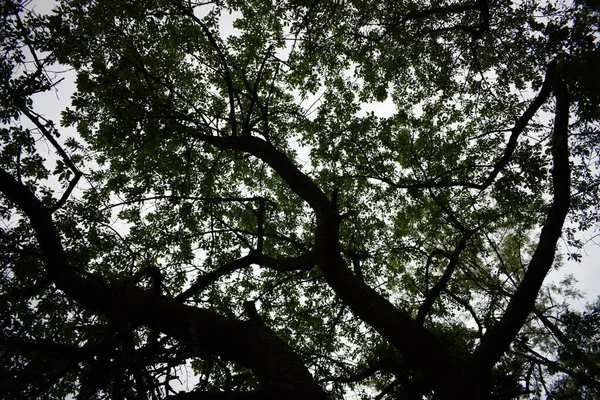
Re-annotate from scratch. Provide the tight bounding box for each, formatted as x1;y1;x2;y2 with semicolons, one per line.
185;127;462;391
354;65;553;193
8;92;82;213
417;230;475;325
176;251;315;302
376;2;481;41
176;255;254;301
187;133;331;214
477;67;554;190
168;0;239;136
514;340;600;389
0;168;327;399
471;71;571;374
534;309;600;377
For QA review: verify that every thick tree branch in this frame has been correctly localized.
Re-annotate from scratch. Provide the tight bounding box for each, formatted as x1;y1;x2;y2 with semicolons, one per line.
320;355;406;385
0;277;51;301
471;72;571;374
176;255;254;301
189;134;331;213
0;168;327;399
186;129;462;391
0;336;96;358
255;251;316;272
313;217;465;390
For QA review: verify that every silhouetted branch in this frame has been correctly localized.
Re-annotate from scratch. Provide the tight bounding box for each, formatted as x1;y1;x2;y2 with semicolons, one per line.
534;309;600;377
472;68;571;374
0;167;327;399
168;0;239;136
176;251;315;301
514;340;600;389
417;231;475;325
9;97;82;213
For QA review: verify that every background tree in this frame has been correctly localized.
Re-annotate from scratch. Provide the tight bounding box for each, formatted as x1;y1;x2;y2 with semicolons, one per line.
1;0;599;399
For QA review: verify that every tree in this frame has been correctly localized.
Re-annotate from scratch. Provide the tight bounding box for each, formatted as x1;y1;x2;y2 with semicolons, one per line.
1;0;599;398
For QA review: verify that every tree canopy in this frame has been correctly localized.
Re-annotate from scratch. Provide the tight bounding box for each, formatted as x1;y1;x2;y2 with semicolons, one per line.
1;0;599;398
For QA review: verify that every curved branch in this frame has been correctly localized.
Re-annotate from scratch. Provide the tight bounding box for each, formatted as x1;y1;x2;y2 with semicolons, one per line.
175;256;254;302
0;168;327;399
320;356;397;384
8;89;82;213
445;289;484;338
358;66;553;193
477;67;554;190
472;71;571;374
189;134;331;213
185;127;462;391
176;251;315;301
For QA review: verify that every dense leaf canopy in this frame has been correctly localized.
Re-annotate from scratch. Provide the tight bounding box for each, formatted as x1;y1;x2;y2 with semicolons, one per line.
1;0;599;399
